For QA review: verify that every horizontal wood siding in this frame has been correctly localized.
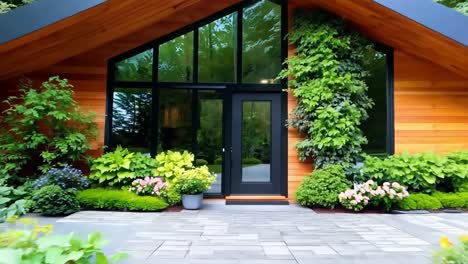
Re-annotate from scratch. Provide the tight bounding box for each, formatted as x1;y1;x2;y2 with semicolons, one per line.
394;51;468;154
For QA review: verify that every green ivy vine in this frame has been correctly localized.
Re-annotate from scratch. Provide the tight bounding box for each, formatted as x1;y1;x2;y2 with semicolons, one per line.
278;10;375;168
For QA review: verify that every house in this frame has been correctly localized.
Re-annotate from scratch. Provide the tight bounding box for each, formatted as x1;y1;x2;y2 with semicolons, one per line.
0;0;467;202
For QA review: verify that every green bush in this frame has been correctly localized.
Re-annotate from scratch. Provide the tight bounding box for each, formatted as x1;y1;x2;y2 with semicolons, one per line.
432;192;468;209
0;184;32;222
0;76;97;183
78;188;168;211
33;185;80;216
242;157;262;165
295;165;352;208
397;194;443;211
89;146;157;187
363;151;468;193
154;150;194;182
195;159;208;166
174;167;216;195
214;157;222;165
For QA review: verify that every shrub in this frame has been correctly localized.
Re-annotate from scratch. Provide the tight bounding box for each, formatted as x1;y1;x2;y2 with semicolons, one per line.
0;77;97;182
89;146;157;187
432;192;468;209
397;193;443;211
214;157;223;165
295;165;352;208
77;188;168;211
339;181;409;212
34;165;89;190
0;218;127;264
33;185;80;216
242;157;262;165
433;235;468;264
446;150;468;192
174;166;216;195
195;159;208;166
129;177;168;197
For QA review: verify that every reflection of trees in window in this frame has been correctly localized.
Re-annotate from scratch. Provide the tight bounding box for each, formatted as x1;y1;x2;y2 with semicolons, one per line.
115;49;153;81
362;49;388;154
112;88;152;152
242;0;281;83
159;32;194;82
158;89;193;151
197;91;223;163
242;102;271;163
199;14;237;83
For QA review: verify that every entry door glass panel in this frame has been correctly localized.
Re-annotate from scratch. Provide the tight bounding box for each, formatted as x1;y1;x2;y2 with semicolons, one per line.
241;101;271;182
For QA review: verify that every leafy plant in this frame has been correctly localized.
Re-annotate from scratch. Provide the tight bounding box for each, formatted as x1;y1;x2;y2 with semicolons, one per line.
77;188;168;211
33;185;80;216
363;151;468;193
295;165;352;208
195;159;208;166
0;77;97;183
34;165;89;191
0;185;30;223
0;218;127;264
242;157;262;165
174;166;216;195
154;150;194;182
397;193;443;211
433;235;468;264
278;10;374;168
89;146;157;187
432;192;468;209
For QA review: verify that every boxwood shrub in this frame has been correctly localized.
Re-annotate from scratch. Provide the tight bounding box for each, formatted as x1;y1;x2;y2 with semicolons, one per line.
432;192;468;209
397;194;443;211
295;165;352;208
33;185;80;216
77;188;168;211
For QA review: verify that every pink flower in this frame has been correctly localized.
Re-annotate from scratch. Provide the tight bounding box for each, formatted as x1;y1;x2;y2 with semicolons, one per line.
392;182;401;188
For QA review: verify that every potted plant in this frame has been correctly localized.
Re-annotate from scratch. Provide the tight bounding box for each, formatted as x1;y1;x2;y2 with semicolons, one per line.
175;167;216;210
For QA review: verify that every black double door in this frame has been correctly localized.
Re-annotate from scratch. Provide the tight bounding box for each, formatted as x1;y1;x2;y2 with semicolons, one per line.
229;93;282;195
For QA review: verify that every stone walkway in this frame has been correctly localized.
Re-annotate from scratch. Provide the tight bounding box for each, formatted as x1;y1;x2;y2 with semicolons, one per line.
4;201;468;264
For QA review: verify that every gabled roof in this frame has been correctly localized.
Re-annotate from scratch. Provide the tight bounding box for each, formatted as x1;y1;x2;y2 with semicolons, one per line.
0;0;467;80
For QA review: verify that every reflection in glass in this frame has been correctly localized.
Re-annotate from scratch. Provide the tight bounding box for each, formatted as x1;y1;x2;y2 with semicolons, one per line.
159;32;194;82
158;89;192;151
242;0;281;84
241;101;271;182
362;49;388;154
112;88;152;153
199;13;237;83
115;49;153;82
197;91;223;193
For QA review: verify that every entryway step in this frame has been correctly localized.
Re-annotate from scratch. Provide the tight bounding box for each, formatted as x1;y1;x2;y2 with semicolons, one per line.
225;196;289;205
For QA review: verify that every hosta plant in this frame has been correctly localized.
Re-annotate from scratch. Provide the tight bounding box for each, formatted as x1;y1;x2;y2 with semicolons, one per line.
0;218;127;264
89;146;157;187
0;186;30;223
154;150;195;182
174;166;216;195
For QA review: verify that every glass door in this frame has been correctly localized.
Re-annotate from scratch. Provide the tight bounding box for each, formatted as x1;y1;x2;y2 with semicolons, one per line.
230;93;281;194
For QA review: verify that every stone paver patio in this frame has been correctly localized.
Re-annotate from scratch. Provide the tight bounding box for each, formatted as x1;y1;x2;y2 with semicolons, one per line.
3;201;467;264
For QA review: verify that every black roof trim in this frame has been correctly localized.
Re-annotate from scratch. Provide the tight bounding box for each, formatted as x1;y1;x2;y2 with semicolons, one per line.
0;0;107;44
375;0;468;46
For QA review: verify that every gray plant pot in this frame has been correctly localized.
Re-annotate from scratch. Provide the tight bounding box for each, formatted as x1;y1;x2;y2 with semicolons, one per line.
182;194;203;210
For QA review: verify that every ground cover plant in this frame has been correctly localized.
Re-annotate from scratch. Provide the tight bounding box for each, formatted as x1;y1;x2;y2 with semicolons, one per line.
77;188;168;211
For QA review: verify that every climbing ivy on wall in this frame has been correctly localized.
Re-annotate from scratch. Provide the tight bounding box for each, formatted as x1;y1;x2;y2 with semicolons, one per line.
278;10;375;168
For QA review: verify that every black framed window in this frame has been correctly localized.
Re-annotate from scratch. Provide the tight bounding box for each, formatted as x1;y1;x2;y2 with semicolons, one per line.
158;32;194;82
362;46;394;155
115;49;153;82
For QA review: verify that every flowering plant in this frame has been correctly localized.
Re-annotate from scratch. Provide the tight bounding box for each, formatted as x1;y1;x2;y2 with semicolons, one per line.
34;165;89;191
433;235;468;264
129;177;168;197
339;180;409;212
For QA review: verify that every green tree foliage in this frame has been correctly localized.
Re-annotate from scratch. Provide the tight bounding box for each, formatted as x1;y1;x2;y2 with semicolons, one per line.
278;10;374;168
435;0;468;15
0;77;98;183
0;0;33;14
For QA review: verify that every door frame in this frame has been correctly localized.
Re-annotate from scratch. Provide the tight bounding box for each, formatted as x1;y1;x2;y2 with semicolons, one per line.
222;89;288;197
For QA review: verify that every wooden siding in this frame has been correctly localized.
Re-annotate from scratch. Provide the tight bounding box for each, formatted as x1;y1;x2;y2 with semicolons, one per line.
394;51;468;154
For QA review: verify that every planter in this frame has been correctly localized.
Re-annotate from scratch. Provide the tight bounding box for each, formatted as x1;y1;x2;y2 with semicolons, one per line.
182;194;204;210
